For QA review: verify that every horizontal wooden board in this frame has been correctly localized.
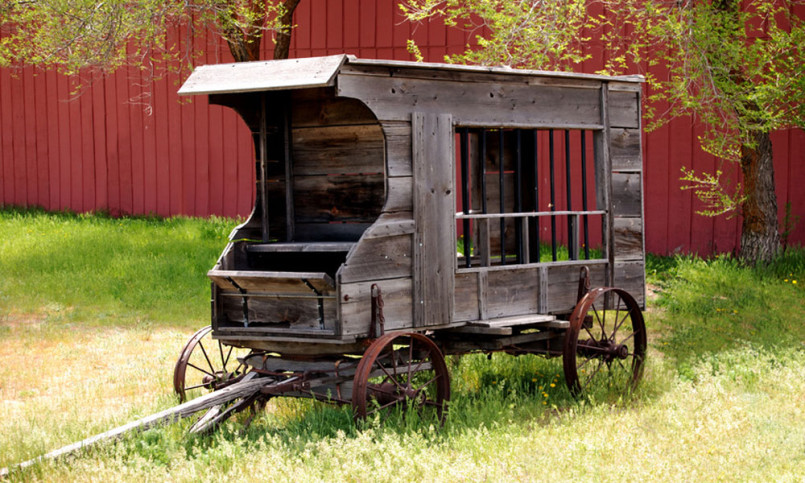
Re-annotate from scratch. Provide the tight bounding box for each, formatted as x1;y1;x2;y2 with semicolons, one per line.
338;234;413;284
361;211;415;239
611;172;642;217
610;128;641;172
292;124;384;175
179;54;346;95
613;217;644;261
608;90;640;128
485;267;540;319
339;277;414;336
546;263;607;313
294;173;384;223
246;241;355;253
382;121;413;177
338;73;602;126
221;296;336;330
209;269;335;293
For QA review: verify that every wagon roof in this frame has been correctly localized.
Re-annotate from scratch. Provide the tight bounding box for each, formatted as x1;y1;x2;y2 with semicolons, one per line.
178;54;643;96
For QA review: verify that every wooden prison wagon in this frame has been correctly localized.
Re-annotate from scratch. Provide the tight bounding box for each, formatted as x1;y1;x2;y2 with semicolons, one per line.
173;54;648;427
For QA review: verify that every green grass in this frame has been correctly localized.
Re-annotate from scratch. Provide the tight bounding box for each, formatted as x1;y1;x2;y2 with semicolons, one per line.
0;207;235;328
1;207;805;480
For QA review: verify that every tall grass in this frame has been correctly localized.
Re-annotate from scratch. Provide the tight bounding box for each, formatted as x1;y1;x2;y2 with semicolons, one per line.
2;208;804;480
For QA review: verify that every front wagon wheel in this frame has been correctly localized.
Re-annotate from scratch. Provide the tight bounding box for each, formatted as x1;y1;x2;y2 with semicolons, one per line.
173;326;250;403
352;332;450;424
563;288;647;398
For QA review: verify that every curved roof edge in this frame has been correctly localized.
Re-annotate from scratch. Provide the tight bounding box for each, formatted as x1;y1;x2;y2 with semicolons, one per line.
178;54;643;96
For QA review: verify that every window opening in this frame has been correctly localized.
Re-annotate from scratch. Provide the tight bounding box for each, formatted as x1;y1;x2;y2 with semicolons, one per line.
455;128;604;269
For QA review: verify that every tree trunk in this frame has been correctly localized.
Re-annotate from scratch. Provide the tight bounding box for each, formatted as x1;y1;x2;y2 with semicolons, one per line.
273;0;301;60
739;131;780;264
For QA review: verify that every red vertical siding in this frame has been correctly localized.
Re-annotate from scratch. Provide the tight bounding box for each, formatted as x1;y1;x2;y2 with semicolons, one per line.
0;5;803;256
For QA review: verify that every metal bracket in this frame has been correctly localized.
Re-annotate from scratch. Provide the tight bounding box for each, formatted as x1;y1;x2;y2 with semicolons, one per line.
226;276;250;327
370;284;385;338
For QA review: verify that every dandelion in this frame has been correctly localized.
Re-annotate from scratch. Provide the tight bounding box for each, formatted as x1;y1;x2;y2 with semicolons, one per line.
785;279;789;282
531;378;537;382
543;401;547;405
794;280;798;284
550;383;556;388
492;380;497;385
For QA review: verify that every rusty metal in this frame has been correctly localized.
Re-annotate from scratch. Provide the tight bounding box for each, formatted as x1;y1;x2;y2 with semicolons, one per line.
370;284;385;338
576;265;591;304
352;332;450;423
563;287;647;397
173;326;249;403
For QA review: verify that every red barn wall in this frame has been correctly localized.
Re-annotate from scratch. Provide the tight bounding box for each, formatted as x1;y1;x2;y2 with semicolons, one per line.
1;0;803;256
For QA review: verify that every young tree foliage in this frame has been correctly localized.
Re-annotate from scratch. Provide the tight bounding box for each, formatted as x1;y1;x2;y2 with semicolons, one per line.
0;0;301;75
402;0;805;264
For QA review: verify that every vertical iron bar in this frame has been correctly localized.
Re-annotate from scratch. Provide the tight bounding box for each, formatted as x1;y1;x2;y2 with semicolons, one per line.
460;128;471;268
549;129;557;261
581;130;590;259
533;130;540;262
565;129;574;260
515;130;523;263
499;129;506;265
481;129;488;214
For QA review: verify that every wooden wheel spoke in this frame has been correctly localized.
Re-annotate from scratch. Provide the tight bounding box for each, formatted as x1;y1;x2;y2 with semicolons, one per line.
197;341;216;374
366;398;405;417
414;373;440;393
184;382;210;391
186;362;214;378
377;361;407;393
610;309;632;341
582;359;604;391
617;330;638;346
591;305;606;337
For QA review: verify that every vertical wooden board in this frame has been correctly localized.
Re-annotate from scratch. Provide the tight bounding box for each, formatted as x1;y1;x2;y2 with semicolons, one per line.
484;267;540;319
339;234;413;284
68;77;84;211
236;106;254;217
327;0;343;50
33;70;52;208
142;77;158;215
644;127;668;254
453;271;479;322
689;124;715;255
546;264;607;313
382;121;413;177
91;79;108;211
787;129;805;245
413;112;455;327
665;117;693;254
608;89;640;129
375;0;393;47
310;0;327;49
343;0;359;48
385;176;413;212
613;260;646;308
79;83;96;211
167;53;184;215
294;0;311;52
10;71;27;206
209;106;225;215
611;172;642;217
127;69;145;215
0;65;14;206
103;72;119;215
339;278;414;335
114;68;133;214
194;95;211;217
23;69;39;207
45;71;61;210
359;0;376;49
153;70;170;216
613;217;643;261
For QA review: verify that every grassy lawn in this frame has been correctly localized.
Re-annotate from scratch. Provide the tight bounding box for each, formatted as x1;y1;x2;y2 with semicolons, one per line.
1;208;804;481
